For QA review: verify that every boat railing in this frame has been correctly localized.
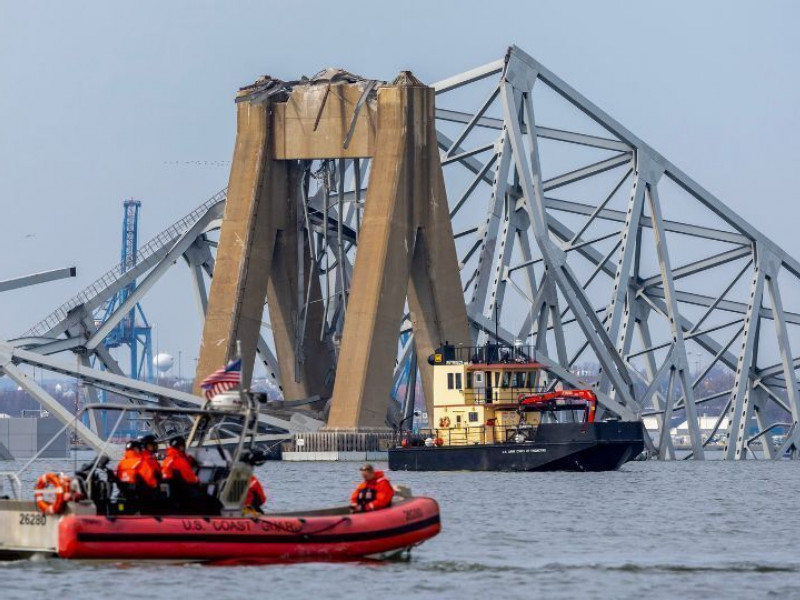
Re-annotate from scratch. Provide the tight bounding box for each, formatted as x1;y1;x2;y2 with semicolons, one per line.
397;425;539;447
0;472;22;500
437;343;539;365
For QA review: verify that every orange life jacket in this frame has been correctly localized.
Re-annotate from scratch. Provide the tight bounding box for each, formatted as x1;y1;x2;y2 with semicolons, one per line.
162;447;198;484
116;449;142;485
137;450;162;489
350;471;394;511
245;475;266;509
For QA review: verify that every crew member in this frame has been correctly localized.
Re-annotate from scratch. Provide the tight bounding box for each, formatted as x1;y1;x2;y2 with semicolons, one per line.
350;464;394;512
244;475;266;515
135;434;163;513
162;436;198;485
116;439;143;498
162;436;203;514
138;433;162;488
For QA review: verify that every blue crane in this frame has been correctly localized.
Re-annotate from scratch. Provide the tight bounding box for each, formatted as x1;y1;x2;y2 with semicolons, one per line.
100;199;154;383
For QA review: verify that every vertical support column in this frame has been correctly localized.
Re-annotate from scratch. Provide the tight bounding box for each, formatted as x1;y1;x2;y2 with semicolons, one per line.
196;94;334;400
765;261;800;456
327;75;469;427
635;314;675;459
267;162;332;401
327;81;417;427
600;168;645;396
195;99;277;390
468;133;510;342
658;367;677;460
647;183;704;459
724;253;765;459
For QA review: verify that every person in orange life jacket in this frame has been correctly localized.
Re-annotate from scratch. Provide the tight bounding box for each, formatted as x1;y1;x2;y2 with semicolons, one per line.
350;464;394;513
116;439;143;497
132;434;165;514
162;435;207;514
137;434;162;489
245;475;266;514
162;436;198;485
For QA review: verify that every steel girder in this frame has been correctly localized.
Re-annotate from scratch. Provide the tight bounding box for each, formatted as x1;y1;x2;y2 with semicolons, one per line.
428;45;800;460
14;45;799;459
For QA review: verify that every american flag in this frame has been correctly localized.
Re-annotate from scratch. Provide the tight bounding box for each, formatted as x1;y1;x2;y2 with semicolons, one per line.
200;358;242;400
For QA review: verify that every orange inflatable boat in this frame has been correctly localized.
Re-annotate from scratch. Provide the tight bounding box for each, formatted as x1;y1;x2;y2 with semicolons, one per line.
57;496;440;562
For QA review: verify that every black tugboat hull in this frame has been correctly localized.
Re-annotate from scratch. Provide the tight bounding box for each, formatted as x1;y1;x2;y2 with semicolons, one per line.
388;422;646;472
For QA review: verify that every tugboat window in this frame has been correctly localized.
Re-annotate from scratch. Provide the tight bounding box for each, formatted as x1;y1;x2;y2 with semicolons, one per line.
455;373;462;390
469;412;478;423
447;373;454;389
466;372;473;389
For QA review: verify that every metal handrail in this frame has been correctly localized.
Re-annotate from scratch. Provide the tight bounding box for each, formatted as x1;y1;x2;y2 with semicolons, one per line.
397;424;538;446
0;472;22;500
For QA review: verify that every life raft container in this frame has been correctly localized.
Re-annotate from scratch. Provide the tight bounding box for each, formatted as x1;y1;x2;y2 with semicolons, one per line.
57;496;441;562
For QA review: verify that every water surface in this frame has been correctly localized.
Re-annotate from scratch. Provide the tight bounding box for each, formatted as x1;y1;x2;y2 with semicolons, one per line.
2;459;798;599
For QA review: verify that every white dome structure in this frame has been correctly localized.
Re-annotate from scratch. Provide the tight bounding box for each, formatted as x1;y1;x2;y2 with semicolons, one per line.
153;353;175;373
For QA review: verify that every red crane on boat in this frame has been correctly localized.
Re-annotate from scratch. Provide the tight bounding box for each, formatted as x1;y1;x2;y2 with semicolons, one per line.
516;389;598;423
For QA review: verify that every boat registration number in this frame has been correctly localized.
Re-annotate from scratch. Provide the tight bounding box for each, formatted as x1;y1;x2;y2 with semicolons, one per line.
501;448;546;454
19;513;47;526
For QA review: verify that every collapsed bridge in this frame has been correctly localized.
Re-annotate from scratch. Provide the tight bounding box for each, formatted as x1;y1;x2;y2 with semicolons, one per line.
8;46;800;460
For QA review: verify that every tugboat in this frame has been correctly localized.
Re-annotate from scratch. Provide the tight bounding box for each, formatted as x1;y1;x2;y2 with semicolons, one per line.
389;344;645;472
0;385;440;562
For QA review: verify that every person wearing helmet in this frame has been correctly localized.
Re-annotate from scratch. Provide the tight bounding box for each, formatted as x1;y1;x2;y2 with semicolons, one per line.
162;436;200;513
162;436;198;485
134;433;164;514
350;464;394;513
137;433;162;489
116;439;143;499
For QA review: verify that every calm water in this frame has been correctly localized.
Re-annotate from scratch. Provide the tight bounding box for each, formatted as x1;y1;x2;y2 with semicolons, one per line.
2;458;800;599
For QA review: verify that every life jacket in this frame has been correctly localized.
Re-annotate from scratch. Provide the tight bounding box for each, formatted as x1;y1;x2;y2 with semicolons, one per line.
137;450;162;489
116;449;142;485
350;471;394;511
245;475;266;509
162;447;198;485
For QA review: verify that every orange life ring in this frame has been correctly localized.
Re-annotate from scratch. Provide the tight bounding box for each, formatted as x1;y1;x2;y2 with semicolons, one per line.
34;472;68;515
439;416;451;428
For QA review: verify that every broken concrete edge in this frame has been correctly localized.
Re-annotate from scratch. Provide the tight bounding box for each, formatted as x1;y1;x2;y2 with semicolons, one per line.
235;68;427;106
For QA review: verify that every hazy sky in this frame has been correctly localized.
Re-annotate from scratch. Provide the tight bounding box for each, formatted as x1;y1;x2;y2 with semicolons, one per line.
0;0;798;370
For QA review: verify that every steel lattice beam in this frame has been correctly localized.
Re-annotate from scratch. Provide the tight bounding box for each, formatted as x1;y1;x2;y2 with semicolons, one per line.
12;45;799;459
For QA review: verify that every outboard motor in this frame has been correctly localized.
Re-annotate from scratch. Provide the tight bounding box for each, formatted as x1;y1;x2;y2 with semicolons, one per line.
75;455;116;515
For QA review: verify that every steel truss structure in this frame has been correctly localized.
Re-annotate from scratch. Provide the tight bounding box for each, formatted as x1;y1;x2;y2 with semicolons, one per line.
9;46;799;459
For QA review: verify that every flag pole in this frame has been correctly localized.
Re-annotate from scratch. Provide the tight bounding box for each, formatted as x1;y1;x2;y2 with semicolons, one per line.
235;340;243;392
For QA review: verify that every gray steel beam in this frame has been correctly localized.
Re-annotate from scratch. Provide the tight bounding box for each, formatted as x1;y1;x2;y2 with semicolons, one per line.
647;183;704;458
434;108;631;152
432;59;504;94
0;267;76;293
543;197;748;245
0;354;109;454
723;259;766;459
86;209;220;350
